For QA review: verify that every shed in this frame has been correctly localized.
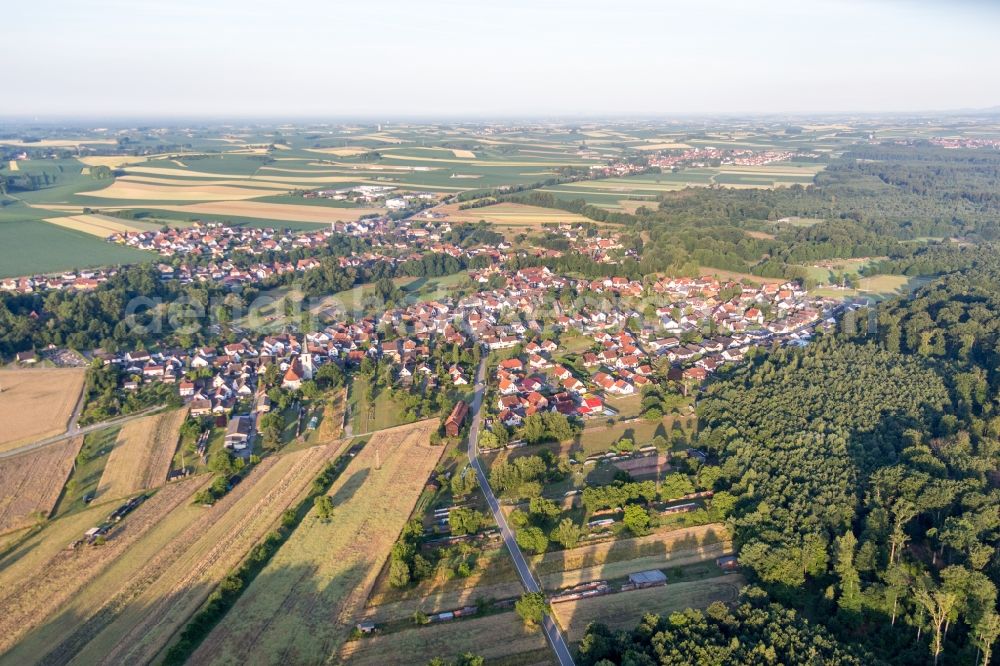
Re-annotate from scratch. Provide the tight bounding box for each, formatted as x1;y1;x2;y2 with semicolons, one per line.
356;621;376;634
628;570;667;588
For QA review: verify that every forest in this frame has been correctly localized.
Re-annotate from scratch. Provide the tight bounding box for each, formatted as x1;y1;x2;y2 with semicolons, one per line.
676;255;1000;665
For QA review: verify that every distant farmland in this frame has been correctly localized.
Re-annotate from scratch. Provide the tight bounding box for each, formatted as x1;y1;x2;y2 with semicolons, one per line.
438;202;593;228
0;217;154;279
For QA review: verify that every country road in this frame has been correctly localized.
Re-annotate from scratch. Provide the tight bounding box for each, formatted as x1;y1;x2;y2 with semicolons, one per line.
466;355;575;666
0;404;166;460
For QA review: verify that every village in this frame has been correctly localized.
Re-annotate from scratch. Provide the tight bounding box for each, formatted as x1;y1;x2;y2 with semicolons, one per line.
80;253;835;464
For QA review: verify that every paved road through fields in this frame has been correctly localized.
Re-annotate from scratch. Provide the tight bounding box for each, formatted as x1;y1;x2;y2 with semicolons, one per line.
466;355;575;666
0;403;167;460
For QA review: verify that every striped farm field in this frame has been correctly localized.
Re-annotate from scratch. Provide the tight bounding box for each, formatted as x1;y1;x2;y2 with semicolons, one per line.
96;408;188;501
79;180;287;201
554;575;746;642
43;442;345;666
191;420;443;666
381;154;594;167
634;142;693;150
78;156;150;168
43;214;150;238
438;202;592;228
0;369;85;453
0;139;117;147
114;175;298;190
0;476;207;658
0;436;83;534
304;146;372;156
103;200;387;224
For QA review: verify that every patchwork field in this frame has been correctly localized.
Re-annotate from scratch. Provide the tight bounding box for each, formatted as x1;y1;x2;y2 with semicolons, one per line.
0;436;83;534
39;442;344;666
101;200;386;224
191;419;443;666
96;408;188;501
80;180;289;201
43;214;154;238
554;575;745;641
77;156;150;168
539;162;825;210
0;368;85;453
438;202;592;228
0;215;154;279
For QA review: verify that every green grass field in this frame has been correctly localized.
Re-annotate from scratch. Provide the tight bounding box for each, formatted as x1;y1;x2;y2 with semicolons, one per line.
0;207;154;278
812;274;932;301
52;426;120;518
347;376;412;434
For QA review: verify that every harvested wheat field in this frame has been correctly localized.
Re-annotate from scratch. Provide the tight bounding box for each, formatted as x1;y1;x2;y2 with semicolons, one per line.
339;610;550;665
96;408;187;501
115;174;296;189
554;575;746;641
57;442;346;666
0;476;206;657
78;156;149;168
438;202;591;228
44;214;146;238
635;142;692;150
7;160;17;171
0;139;117;148
0;368;85;453
451;149;477;158
191;419;442;666
111;200;386;224
79;180;284;201
0;437;83;534
305;146;371;156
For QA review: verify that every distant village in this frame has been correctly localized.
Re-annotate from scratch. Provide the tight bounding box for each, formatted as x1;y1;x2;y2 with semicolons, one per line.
0;217;502;295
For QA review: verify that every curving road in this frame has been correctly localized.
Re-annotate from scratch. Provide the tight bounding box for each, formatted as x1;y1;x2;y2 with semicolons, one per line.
466;355;575;666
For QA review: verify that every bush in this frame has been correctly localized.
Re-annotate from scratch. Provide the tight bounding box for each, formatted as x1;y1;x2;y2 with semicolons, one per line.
514;592;548;627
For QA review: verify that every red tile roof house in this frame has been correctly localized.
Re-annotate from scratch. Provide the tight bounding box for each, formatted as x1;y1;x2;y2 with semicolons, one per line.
445;401;469;437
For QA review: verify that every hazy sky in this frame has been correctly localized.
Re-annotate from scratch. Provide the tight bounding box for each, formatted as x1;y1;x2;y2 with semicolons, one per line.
5;0;1000;118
